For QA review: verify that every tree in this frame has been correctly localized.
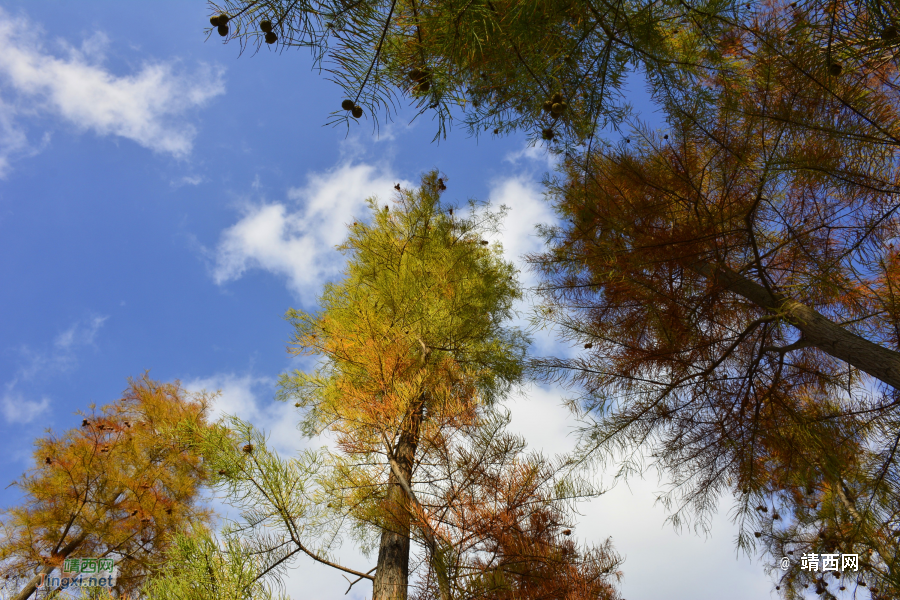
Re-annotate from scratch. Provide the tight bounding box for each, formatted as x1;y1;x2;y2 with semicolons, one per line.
202;0;734;142
0;374;216;600
406;414;623;600
525;21;897;470
519;66;900;595
277;171;531;600
142;522;287;600
139;172;621;600
202;0;899;158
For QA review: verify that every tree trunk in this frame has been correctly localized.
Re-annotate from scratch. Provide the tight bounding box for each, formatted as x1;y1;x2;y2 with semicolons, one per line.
13;532;88;600
372;397;425;600
693;262;900;390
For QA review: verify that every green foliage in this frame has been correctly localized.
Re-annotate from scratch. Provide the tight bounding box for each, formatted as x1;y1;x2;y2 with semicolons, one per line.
142;523;288;600
204;0;748;144
143;419;331;600
277;169;528;463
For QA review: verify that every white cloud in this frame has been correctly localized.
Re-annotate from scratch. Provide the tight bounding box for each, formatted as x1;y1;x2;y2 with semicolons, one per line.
54;315;108;350
503;142;561;170
505;383;771;600
184;373;305;457
212;162;409;304
7;314;109;383
69;31;110;65
171;175;204;188
0;94;51;178
1;389;50;424
456;173;569;357
483;174;557;290
0;95;28;176
0;7;225;176
372;119;414;143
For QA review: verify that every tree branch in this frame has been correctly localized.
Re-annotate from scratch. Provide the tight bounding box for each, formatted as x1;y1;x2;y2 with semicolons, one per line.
13;531;88;600
691;261;900;390
344;567;377;595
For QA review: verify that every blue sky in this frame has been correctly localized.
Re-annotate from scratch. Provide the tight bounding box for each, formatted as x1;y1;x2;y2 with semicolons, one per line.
0;3;773;599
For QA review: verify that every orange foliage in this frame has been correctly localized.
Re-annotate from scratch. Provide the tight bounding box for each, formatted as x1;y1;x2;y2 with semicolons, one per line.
0;374;216;600
412;452;622;600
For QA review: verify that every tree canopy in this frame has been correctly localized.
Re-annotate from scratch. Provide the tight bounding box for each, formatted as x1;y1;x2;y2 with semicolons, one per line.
0;374;216;600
